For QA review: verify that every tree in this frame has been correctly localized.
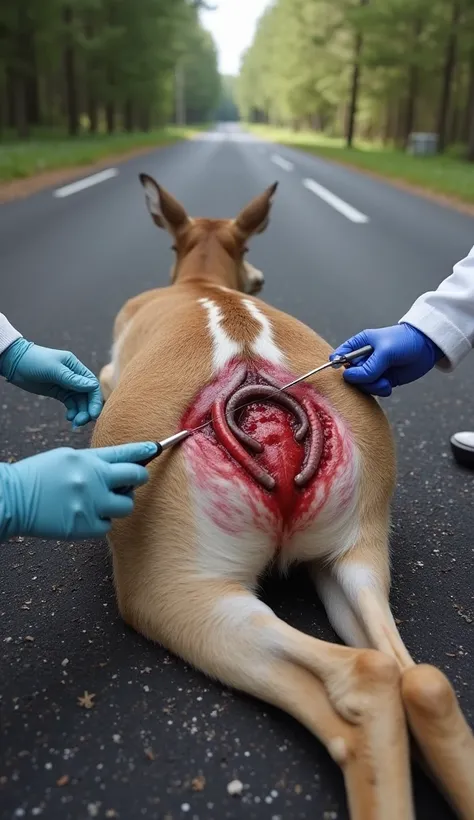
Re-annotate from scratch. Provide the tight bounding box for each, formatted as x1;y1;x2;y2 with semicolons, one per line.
181;24;221;123
216;75;239;122
237;0;474;158
62;2;79;136
0;0;219;139
346;0;369;148
437;0;461;153
238;0;350;130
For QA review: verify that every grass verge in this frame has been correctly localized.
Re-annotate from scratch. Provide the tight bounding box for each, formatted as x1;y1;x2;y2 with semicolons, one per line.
0;126;205;183
247;124;474;207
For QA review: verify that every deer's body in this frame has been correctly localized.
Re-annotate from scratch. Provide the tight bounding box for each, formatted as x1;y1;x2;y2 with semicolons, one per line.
92;177;474;819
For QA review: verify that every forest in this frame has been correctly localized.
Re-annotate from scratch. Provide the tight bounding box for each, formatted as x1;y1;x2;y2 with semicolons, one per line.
237;0;474;159
0;0;221;138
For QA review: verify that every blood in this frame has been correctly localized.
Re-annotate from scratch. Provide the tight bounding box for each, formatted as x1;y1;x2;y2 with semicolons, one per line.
212;399;276;491
180;359;353;539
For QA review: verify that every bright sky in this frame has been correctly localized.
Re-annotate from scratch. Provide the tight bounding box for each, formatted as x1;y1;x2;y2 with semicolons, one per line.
200;0;272;76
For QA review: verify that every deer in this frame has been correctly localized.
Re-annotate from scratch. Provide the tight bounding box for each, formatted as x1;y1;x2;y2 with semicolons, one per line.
91;175;474;819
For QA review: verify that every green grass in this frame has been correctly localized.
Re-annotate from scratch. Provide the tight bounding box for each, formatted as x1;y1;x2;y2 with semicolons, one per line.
0;125;205;183
246;124;474;206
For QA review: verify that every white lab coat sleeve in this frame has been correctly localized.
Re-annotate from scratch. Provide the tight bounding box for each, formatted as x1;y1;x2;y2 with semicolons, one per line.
0;313;22;356
400;245;474;371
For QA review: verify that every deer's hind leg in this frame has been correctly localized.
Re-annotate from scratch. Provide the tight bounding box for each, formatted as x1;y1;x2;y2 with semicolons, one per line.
310;512;474;820
121;567;413;820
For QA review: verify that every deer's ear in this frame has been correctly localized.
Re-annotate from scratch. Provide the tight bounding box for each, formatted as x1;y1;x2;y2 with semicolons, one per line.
139;173;189;233
233;182;278;238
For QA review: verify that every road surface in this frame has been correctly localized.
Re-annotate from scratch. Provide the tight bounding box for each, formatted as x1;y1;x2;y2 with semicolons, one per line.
1;124;473;820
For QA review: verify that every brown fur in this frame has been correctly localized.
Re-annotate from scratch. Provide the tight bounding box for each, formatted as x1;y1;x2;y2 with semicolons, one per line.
92;178;474;819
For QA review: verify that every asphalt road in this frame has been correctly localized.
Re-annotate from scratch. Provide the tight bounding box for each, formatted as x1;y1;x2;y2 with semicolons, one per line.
1;123;473;820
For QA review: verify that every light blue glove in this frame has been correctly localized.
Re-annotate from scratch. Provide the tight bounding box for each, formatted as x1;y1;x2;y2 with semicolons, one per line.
0;441;157;541
331;323;443;397
0;338;103;427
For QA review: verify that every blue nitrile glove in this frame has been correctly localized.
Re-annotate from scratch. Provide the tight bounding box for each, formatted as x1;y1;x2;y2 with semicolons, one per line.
0;338;103;427
0;441;157;541
331;323;443;397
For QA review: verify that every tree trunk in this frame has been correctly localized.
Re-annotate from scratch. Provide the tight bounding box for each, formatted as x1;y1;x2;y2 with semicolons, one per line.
346;0;369;148
6;67;16;129
346;50;362;147
466;53;474;160
462;50;474;144
26;76;40;127
449;105;460;145
437;0;461;154
14;74;29;139
124;100;134;132
88;95;98;133
106;102;115;134
383;100;398;144
392;98;406;148
84;18;98;134
403;19;422;148
139;108;151;132
383;102;392;144
63;5;79;137
467;109;474;162
448;61;463;144
25;33;40;127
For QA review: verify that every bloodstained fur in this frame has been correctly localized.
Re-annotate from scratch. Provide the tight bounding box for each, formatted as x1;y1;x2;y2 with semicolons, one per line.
181;358;355;541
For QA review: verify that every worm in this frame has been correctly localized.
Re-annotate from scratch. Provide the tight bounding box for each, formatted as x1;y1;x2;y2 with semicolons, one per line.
209;368;323;492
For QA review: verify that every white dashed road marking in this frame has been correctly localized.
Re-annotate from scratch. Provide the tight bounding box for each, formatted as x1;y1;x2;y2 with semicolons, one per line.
303;177;369;224
270;154;294;172
54;168;119;198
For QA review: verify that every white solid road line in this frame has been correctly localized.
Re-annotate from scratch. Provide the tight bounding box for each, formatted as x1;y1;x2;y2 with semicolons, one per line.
271;153;294;172
303;177;369;224
54;168;119;198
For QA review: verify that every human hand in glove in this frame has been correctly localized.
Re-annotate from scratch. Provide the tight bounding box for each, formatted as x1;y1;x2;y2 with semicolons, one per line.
0;339;103;426
331;323;443;397
0;441;158;541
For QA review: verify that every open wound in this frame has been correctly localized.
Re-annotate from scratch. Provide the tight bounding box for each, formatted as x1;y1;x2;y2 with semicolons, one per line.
209;367;324;494
181;360;353;535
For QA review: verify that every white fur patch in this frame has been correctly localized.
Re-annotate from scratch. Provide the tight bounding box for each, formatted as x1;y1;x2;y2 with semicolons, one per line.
144;181;160;215
334;561;379;605
185;438;275;583
213;595;274;629
198;297;243;371
243;262;264;294
209;595;284;682
242;299;286;365
109;321;133;389
312;567;370;648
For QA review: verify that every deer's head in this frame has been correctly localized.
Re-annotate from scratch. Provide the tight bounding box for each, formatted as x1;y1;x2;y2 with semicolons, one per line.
139;173;278;295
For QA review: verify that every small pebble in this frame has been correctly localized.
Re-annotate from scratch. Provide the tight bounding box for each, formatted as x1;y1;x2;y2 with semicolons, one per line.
227;779;244;796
